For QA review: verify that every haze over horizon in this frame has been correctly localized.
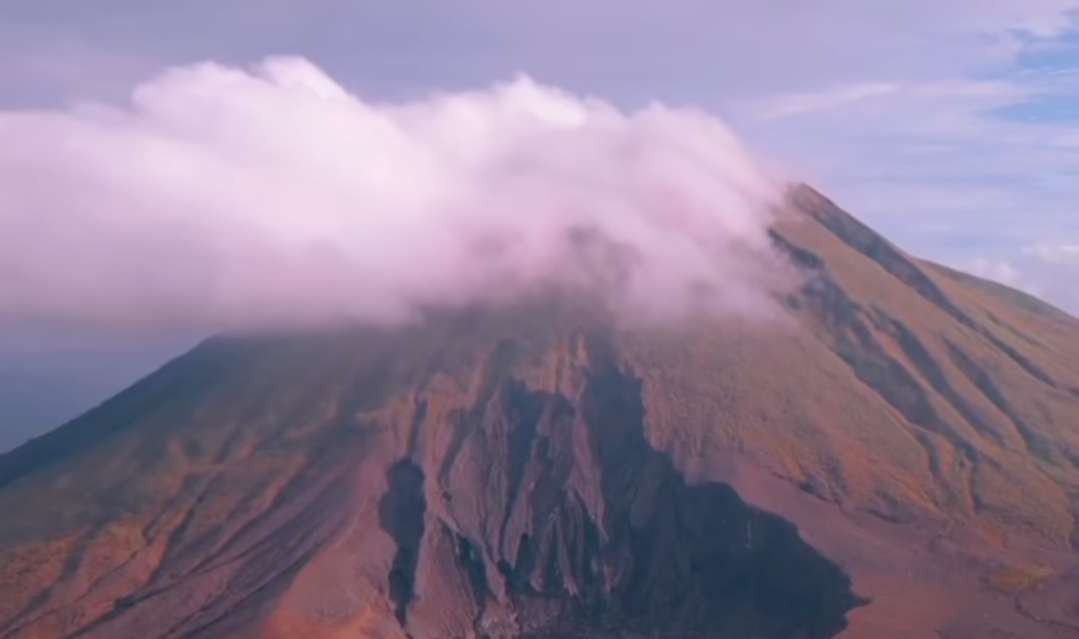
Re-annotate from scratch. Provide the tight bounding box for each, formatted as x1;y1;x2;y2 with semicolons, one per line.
2;1;1079;449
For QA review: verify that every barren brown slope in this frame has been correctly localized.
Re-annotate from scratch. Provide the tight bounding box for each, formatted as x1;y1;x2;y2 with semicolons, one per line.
1;185;1078;639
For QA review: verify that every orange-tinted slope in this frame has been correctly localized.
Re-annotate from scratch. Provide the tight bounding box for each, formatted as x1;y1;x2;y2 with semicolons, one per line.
1;185;1078;638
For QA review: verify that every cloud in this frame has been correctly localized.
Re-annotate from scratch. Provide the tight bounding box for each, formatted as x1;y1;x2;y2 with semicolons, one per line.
747;80;1030;122
0;57;786;331
726;27;1079;315
964;257;1055;300
755;83;900;120
967;258;1024;286
1024;242;1079;263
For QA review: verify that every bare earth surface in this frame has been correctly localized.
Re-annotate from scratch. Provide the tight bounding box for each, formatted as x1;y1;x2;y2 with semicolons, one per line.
2;186;1079;638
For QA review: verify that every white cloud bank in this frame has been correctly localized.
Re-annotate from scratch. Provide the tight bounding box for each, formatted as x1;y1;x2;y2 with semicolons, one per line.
0;57;785;330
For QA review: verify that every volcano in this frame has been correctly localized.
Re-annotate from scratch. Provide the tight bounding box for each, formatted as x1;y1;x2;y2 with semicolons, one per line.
2;186;1079;638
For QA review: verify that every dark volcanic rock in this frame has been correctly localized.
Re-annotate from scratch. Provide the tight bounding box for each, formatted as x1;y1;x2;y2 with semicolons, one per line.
406;337;861;638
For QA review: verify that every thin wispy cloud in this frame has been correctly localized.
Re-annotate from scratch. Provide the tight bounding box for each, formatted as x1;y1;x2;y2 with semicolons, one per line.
968;258;1024;287
754;83;900;120
749;80;1032;124
1024;242;1079;263
715;7;1079;311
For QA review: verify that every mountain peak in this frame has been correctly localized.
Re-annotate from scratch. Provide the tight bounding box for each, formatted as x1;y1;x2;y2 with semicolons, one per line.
2;190;1079;638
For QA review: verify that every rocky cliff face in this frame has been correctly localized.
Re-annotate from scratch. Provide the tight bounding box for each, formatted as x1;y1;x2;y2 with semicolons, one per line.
2;186;1079;638
378;337;860;639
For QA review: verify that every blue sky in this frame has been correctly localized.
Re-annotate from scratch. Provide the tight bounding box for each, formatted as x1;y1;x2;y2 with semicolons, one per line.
1;2;1078;447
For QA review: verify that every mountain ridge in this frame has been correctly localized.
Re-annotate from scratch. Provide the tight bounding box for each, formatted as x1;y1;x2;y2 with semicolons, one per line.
2;185;1079;638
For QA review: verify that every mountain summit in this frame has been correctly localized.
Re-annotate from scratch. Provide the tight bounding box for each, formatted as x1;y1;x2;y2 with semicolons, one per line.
2;186;1079;638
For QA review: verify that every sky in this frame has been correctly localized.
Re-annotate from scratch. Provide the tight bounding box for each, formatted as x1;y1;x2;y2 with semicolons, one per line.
1;1;1078;448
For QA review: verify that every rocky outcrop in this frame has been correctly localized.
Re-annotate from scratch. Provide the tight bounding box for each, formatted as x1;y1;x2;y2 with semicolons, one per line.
396;337;861;638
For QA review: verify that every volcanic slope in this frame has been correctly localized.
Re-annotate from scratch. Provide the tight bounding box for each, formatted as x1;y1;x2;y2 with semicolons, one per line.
2;185;1079;638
